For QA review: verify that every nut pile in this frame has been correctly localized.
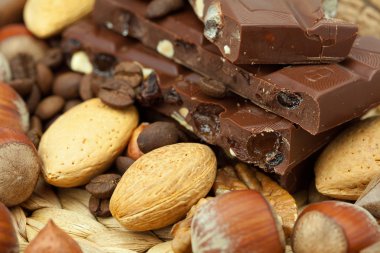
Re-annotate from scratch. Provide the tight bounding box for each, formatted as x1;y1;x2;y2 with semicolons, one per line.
1;0;380;253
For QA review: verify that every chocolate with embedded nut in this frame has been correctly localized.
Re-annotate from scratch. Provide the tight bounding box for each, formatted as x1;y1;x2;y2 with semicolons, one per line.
62;20;340;191
92;0;380;135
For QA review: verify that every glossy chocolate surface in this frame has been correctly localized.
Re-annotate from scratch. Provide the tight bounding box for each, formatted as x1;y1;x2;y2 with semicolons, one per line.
188;0;358;64
63;20;339;191
92;0;380;135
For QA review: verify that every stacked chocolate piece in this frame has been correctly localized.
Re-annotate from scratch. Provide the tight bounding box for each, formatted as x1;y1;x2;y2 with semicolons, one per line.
62;0;380;191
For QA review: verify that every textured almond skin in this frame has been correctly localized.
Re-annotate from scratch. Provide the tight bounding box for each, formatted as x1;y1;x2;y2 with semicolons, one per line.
39;98;138;187
315;117;380;200
24;0;95;38
110;143;217;231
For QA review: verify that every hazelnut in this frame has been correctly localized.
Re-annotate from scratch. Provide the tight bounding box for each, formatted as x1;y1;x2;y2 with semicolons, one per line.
25;220;82;253
292;201;380;253
126;122;149;160
191;190;286;253
0;202;18;253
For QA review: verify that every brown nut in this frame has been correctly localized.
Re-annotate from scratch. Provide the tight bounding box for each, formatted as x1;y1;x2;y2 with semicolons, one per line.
292;201;380;253
235;163;297;237
0;202;19;253
191;190;285;253
25;220;82;253
127;122;149;160
137;121;180;153
171;198;211;253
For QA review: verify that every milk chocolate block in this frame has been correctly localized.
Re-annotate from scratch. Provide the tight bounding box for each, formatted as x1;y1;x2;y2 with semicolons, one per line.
93;0;380;135
63;20;339;191
188;0;358;64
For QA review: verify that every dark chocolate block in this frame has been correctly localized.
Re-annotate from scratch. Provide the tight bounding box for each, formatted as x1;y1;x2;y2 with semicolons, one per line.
188;0;358;64
92;0;380;135
63;20;339;191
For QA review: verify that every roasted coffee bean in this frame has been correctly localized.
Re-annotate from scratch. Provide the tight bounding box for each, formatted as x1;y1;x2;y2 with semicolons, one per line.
146;0;184;19
27;128;41;148
79;74;94;100
90;74;107;96
8;78;34;97
136;72;162;106
39;47;63;69
137;121;180;153
9;53;36;80
114;61;143;88
98;79;135;109
36;63;53;95
89;196;111;217
53;72;82;99
26;85;42;113
198;77;227;98
35;95;65;120
115;156;135;175
85;173;121;199
63;99;82;112
93;53;117;77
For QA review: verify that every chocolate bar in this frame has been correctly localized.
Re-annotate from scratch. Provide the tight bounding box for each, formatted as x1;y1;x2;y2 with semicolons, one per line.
188;0;358;64
92;0;380;135
62;20;339;191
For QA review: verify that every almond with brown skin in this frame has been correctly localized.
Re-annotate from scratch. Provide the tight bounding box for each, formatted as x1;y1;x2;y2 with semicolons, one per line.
126;122;149;160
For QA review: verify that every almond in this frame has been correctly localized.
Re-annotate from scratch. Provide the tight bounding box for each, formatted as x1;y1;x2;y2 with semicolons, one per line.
39;98;138;187
110;143;217;231
24;0;95;38
315;117;380;200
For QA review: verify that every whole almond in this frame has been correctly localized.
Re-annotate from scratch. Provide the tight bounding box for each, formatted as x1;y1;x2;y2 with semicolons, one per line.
39;98;138;187
315;117;380;200
24;0;95;38
110;143;217;231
